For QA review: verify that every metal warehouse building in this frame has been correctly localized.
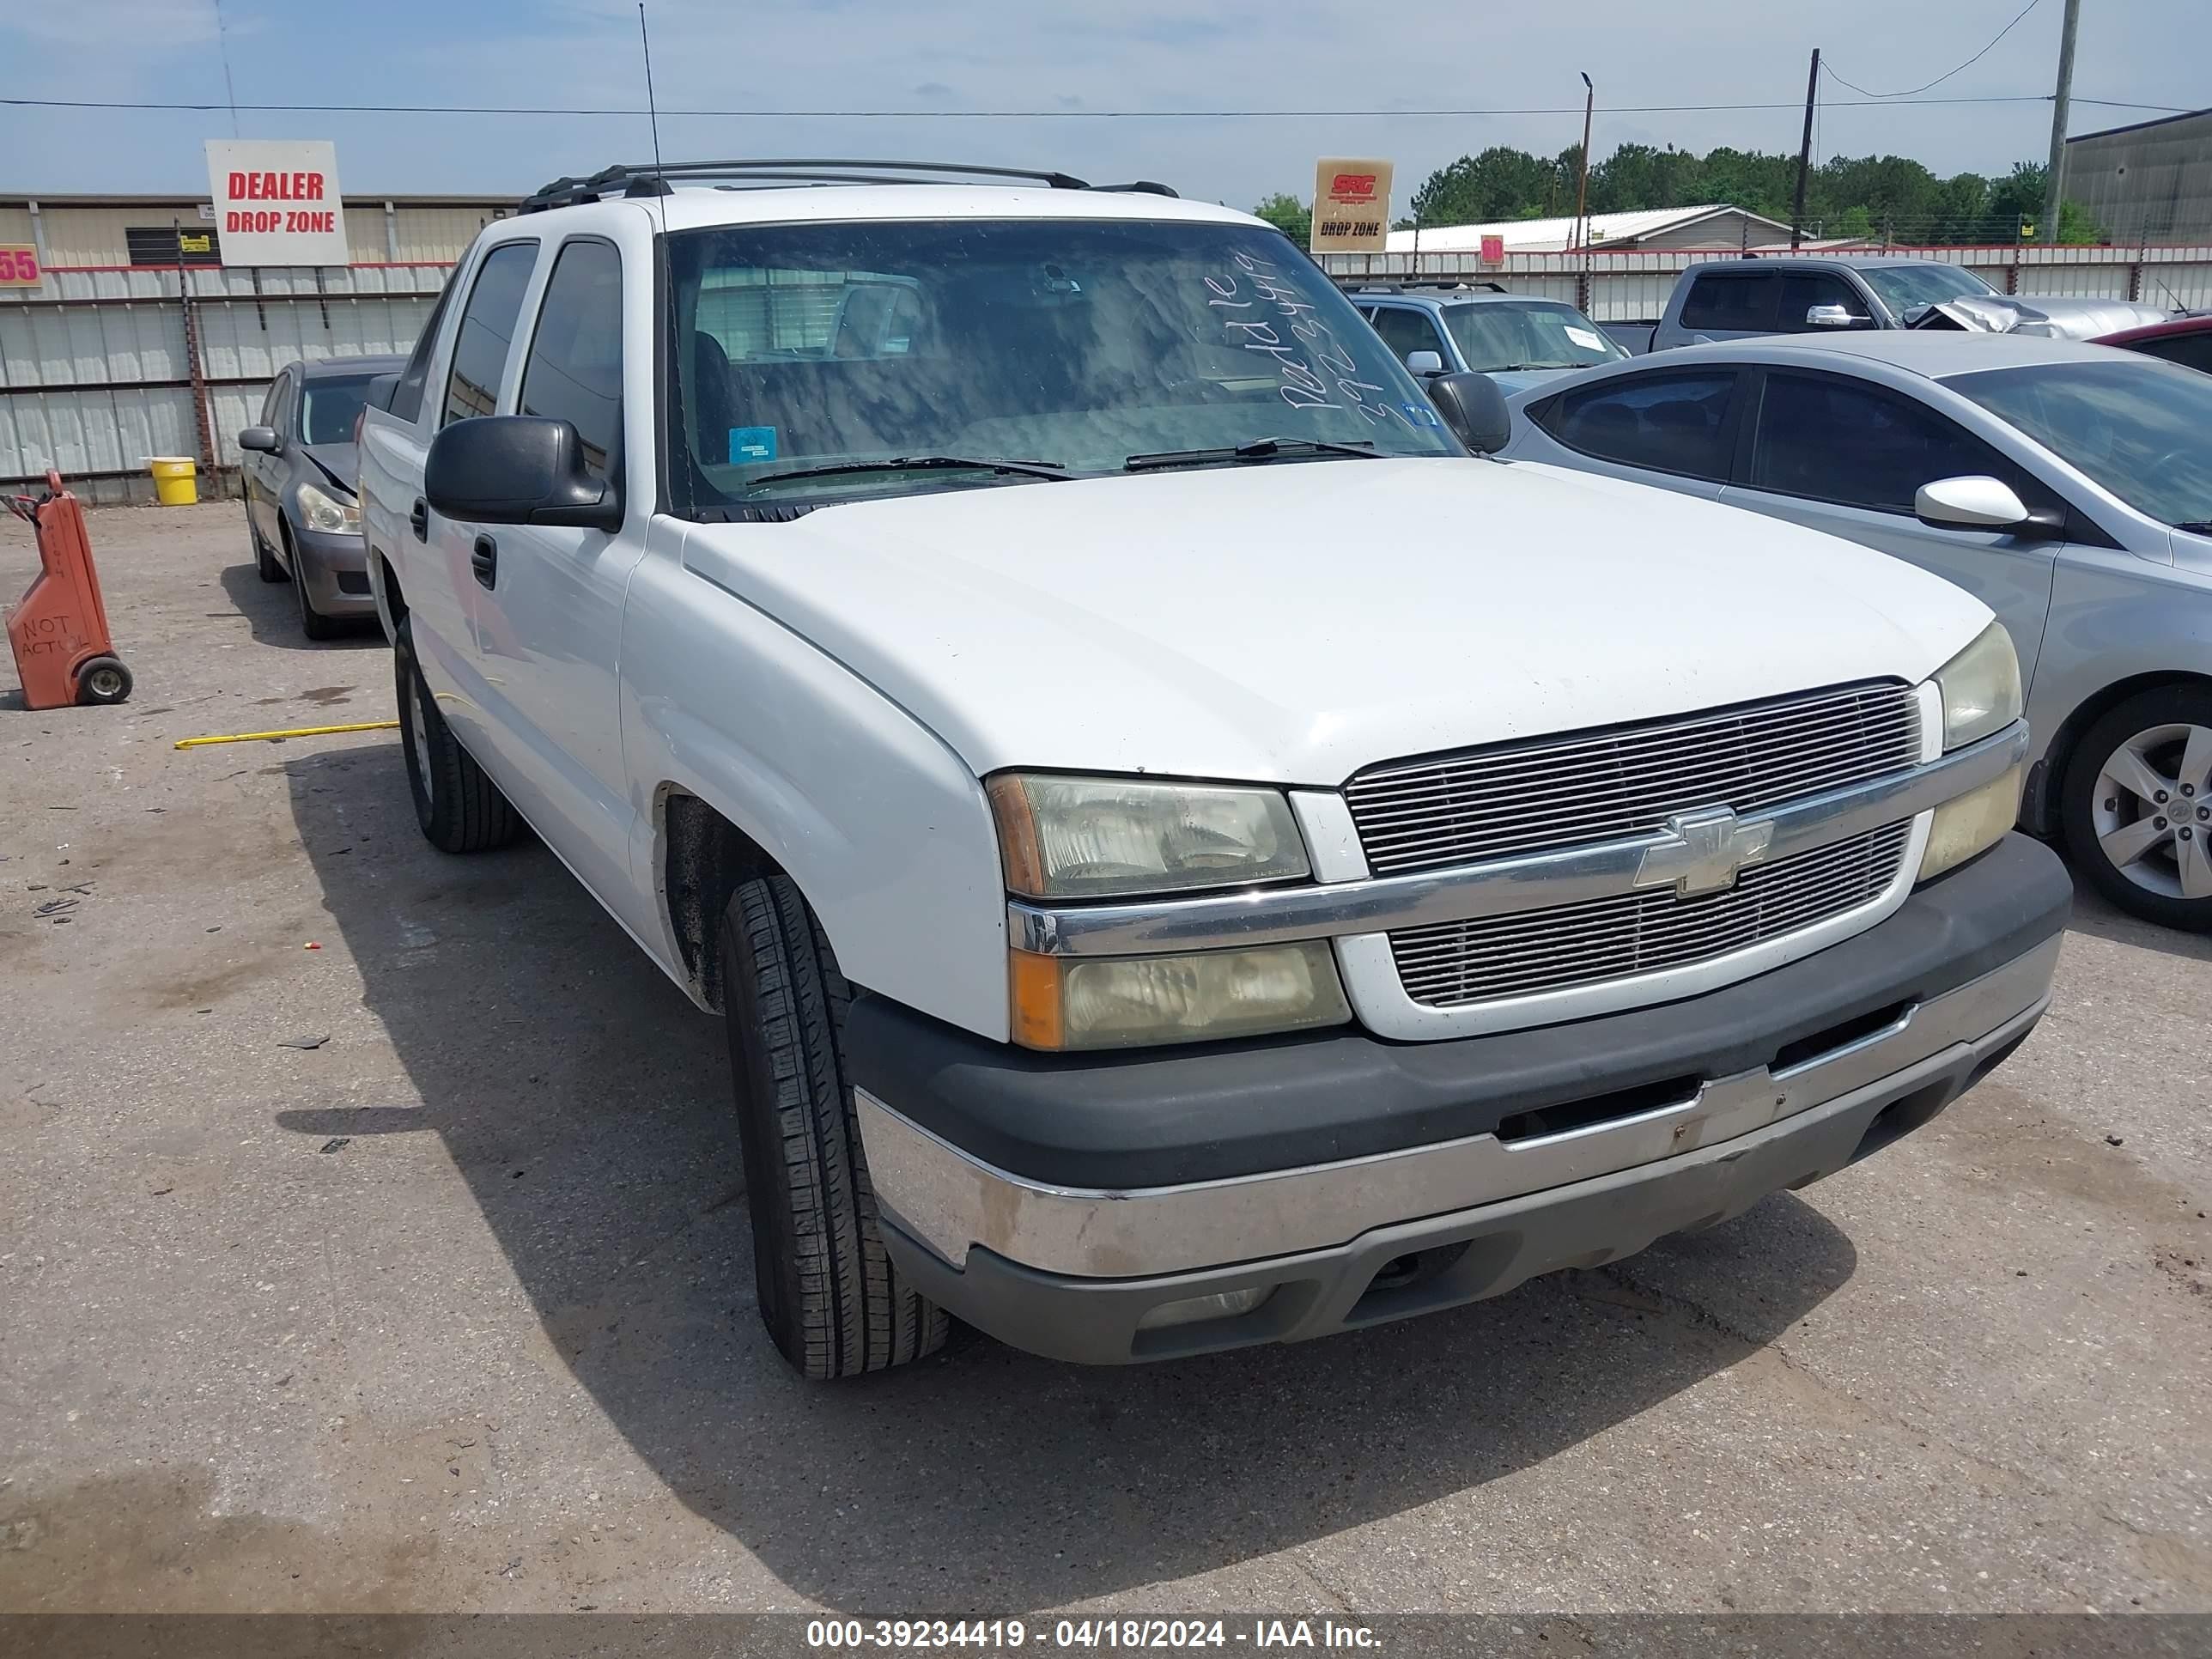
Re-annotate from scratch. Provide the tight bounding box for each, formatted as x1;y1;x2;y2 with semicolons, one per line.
2065;108;2212;244
1;193;507;501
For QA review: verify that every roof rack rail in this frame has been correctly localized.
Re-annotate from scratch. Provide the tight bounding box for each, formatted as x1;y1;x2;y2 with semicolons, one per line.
517;159;1179;214
1338;278;1509;295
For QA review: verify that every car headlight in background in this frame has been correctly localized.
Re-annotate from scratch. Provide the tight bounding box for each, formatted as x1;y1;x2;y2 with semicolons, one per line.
1009;940;1352;1051
1932;622;2021;751
988;773;1310;899
296;482;361;535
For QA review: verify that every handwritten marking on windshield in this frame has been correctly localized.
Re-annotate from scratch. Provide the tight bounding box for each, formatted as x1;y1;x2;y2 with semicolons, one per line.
1207;251;1413;428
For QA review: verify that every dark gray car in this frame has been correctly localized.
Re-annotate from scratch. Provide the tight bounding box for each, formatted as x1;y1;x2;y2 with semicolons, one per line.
239;355;406;639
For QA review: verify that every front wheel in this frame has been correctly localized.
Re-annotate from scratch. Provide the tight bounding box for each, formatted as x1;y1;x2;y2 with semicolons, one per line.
2061;684;2212;932
288;527;341;641
393;617;520;854
252;515;285;583
720;872;948;1379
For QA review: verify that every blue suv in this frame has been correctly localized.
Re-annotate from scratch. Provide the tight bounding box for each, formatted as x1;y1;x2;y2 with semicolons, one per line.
1351;284;1628;396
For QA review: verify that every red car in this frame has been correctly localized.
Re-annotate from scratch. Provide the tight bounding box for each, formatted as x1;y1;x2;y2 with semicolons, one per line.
2094;312;2212;374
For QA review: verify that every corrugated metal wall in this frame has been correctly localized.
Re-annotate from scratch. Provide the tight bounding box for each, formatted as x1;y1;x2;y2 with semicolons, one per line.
2;264;449;502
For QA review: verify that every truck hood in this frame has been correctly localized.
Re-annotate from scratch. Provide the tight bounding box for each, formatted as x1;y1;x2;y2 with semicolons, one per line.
676;457;1991;784
1906;294;2172;340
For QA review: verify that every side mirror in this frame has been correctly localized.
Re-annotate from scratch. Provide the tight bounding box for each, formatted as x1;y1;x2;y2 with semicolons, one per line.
1425;370;1513;455
1404;349;1446;377
1805;303;1867;329
424;416;621;532
238;426;280;454
1915;475;2060;538
364;372;401;413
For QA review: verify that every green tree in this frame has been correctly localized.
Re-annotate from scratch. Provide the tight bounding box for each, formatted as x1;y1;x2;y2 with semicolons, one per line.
1411;146;1566;226
1251;191;1311;245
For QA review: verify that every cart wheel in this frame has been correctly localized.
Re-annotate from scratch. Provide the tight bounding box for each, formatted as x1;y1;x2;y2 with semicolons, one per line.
76;656;134;706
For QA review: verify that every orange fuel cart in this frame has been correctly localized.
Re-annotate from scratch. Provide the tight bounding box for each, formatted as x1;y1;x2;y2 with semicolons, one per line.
6;471;132;708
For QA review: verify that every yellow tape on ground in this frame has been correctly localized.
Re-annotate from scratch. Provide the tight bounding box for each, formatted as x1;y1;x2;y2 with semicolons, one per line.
173;720;401;750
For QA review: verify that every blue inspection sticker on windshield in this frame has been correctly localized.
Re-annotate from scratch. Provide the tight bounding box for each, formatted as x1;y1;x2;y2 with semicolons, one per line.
728;425;778;464
1401;401;1443;428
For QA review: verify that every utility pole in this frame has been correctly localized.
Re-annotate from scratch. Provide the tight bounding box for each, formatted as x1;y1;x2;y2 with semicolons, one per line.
2039;0;2082;244
1572;72;1594;252
1790;47;1820;250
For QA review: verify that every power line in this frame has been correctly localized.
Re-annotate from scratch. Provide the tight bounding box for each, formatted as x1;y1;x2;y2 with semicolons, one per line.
0;93;2128;118
1824;0;2043;99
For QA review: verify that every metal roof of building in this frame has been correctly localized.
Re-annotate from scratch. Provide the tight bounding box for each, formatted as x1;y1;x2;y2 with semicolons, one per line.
1385;204;1795;254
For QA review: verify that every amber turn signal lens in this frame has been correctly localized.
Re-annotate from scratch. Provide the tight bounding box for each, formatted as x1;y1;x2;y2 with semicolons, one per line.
1007;948;1066;1050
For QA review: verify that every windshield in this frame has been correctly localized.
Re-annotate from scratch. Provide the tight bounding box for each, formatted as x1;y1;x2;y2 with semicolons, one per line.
299;374;377;446
1948;357;2212;530
1443;301;1626;372
1856;264;1999;318
665;218;1458;512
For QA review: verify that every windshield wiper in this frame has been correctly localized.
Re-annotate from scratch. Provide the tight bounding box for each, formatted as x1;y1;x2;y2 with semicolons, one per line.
2179;521;2212;535
741;455;1072;493
1123;436;1377;472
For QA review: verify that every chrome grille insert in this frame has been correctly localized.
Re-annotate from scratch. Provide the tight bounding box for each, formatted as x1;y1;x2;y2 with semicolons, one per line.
1390;821;1914;1008
1345;681;1923;878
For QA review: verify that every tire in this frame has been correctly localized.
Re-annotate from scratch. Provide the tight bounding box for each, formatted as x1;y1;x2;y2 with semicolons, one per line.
720;872;948;1379
253;515;286;583
288;526;341;641
2060;683;2212;932
75;655;133;706
393;617;520;854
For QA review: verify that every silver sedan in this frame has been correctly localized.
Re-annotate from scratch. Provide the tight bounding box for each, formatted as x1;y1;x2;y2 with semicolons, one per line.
1497;331;2212;930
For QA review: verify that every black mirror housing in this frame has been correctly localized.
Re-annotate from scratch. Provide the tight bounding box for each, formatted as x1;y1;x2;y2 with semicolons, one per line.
424;416;621;532
1425;370;1513;454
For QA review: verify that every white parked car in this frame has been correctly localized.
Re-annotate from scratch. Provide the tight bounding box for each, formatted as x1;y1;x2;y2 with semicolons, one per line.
357;160;2069;1378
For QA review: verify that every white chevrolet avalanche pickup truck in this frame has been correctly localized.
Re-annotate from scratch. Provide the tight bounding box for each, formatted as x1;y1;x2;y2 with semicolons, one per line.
357;159;2069;1380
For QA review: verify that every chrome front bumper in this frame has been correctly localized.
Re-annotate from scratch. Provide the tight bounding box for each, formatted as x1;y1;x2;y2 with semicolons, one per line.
861;934;2055;1285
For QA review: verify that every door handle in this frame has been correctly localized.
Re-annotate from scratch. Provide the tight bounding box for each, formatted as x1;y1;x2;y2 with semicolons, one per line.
410;498;428;541
471;533;498;589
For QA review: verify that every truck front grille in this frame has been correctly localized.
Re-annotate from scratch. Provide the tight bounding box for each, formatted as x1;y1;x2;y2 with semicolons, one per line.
1344;680;1923;878
1389;821;1914;1008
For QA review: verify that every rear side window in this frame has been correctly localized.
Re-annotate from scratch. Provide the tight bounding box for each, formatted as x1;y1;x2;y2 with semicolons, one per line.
389;275;457;425
1537;370;1741;481
520;239;624;481
2132;331;2212;375
1750;372;2010;513
441;241;539;428
1679;273;1777;333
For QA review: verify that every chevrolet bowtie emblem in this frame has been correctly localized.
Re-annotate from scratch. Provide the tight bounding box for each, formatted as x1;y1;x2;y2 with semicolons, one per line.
1635;807;1775;897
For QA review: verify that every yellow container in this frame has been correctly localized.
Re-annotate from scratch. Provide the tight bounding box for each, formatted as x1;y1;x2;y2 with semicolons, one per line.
148;456;198;506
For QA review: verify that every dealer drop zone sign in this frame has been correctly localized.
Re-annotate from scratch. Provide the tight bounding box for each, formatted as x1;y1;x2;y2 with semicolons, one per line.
204;140;349;267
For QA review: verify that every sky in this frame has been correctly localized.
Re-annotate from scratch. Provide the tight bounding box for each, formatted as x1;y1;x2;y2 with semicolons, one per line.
3;0;2203;212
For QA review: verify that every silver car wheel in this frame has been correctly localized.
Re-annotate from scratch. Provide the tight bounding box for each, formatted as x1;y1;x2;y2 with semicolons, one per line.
2091;720;2212;901
408;672;435;811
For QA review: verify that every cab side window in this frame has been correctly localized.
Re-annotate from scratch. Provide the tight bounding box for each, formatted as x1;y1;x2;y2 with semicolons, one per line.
389;274;458;425
1775;272;1875;332
1678;272;1777;333
520;239;624;481
441;241;539;428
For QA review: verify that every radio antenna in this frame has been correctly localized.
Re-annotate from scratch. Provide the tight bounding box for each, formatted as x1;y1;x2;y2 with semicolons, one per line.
638;3;666;183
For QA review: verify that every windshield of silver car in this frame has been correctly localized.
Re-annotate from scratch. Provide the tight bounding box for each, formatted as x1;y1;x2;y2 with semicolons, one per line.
1443;301;1626;373
1948;357;2212;532
663;218;1461;511
1856;264;2000;317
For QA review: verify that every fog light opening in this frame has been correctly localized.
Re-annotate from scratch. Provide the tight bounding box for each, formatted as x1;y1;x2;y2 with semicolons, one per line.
1133;1285;1273;1332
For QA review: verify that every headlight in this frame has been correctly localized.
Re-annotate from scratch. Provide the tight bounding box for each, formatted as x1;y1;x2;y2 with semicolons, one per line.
1932;623;2021;750
1009;942;1352;1051
1918;763;2023;882
296;482;360;535
988;774;1310;899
